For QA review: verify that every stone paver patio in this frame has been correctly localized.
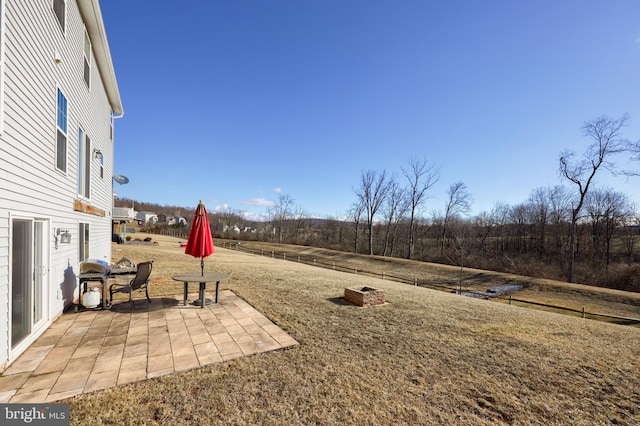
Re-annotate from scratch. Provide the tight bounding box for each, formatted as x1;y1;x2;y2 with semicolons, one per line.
0;290;298;403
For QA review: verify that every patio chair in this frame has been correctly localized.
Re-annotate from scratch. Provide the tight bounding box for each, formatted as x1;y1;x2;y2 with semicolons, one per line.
109;261;153;311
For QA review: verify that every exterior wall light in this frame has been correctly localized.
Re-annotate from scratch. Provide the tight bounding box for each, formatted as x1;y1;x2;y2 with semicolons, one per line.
55;229;71;249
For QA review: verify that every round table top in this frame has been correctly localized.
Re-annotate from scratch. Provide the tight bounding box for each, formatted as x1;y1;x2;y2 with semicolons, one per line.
172;272;230;282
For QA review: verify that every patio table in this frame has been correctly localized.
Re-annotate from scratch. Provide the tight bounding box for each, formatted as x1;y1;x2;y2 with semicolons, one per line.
172;272;230;308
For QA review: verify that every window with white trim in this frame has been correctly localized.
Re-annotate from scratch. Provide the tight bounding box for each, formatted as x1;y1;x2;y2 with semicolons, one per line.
83;28;91;88
56;89;68;172
78;223;89;262
77;128;91;198
53;0;65;32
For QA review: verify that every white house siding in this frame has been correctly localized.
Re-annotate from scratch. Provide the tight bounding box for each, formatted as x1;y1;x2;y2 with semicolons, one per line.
0;1;122;368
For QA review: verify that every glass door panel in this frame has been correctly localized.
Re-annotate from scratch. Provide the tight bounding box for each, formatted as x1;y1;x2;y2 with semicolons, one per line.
11;220;32;348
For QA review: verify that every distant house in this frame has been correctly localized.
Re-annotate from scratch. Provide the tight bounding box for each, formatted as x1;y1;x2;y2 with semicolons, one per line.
136;211;158;225
0;1;123;367
113;207;136;241
168;215;188;226
157;213;168;223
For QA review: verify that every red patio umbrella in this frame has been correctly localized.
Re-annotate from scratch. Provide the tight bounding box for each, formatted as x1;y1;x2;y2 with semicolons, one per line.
184;200;214;275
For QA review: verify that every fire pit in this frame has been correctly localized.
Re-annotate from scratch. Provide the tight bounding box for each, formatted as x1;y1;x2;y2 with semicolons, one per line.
344;286;386;307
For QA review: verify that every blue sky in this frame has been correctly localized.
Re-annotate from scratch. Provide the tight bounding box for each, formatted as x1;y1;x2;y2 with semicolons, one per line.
101;1;640;220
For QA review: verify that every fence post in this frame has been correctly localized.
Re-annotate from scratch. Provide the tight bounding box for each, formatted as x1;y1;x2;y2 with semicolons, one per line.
314;259;317;266
271;251;274;259
355;267;357;274
582;307;585;319
284;253;286;260
297;256;300;262
332;262;335;270
414;278;417;286
382;272;385;280
509;295;512;305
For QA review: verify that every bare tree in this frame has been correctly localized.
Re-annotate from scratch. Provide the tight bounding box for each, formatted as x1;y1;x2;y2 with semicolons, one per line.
348;200;365;253
354;170;392;255
268;193;295;244
559;114;628;282
381;177;409;257
527;187;551;255
402;157;439;259
441;181;472;256
585;188;633;278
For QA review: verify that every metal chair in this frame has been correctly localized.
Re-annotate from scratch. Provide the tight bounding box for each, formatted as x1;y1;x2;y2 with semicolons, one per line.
109;261;153;310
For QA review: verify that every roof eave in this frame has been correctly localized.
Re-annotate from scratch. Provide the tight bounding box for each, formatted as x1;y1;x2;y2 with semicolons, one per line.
77;0;124;115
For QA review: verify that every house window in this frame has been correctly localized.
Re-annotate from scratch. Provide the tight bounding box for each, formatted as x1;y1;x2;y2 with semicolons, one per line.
77;128;91;198
78;223;89;262
83;29;91;88
56;89;68;172
53;0;65;32
99;149;104;179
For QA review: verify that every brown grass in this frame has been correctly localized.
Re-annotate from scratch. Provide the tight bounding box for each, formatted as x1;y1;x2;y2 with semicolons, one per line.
68;233;640;425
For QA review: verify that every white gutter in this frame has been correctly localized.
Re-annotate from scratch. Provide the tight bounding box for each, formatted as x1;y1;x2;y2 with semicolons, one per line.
77;0;124;115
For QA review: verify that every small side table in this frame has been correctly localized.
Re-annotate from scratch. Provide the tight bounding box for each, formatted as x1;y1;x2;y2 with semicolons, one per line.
172;272;231;308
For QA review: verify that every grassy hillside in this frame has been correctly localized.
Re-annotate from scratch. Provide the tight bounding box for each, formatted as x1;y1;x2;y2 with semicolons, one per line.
69;234;640;425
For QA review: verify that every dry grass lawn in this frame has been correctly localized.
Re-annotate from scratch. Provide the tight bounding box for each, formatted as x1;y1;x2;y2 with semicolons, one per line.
67;233;640;425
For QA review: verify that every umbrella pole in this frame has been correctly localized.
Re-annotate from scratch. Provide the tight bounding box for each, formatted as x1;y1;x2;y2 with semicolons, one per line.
201;258;204;276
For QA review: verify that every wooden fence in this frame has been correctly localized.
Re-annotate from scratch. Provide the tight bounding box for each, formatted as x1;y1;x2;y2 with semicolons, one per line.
218;240;640;327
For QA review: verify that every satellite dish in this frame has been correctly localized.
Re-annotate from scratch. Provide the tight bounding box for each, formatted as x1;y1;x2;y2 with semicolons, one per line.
113;174;129;185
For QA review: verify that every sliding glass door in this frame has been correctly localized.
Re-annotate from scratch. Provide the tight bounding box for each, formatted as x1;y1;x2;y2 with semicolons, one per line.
11;219;48;349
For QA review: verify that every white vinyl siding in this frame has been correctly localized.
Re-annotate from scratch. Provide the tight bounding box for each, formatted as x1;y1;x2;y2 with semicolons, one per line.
0;1;121;367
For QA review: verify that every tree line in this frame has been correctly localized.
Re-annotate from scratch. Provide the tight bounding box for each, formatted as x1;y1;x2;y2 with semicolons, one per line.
125;115;640;292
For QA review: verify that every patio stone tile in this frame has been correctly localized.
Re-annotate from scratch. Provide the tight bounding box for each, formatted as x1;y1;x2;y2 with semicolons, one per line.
50;371;89;394
103;334;127;346
238;317;257;327
3;345;54;374
92;356;122;375
242;324;264;335
117;369;147;386
172;342;196;358
0;390;16;403
0;373;30;394
148;353;174;376
33;346;76;375
125;333;148;346
225;324;246;336
45;388;83;402
221;352;243;362
189;332;212;346
55;335;84;348
10;389;50;403
84;370;118;393
72;344;102;360
216;340;242;357
219;316;238;327
124;342;148;358
148;336;171;357
193;341;219;364
120;354;147;373
205;323;227;336
20;371;61;392
173;353;199;372
66;357;95;374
